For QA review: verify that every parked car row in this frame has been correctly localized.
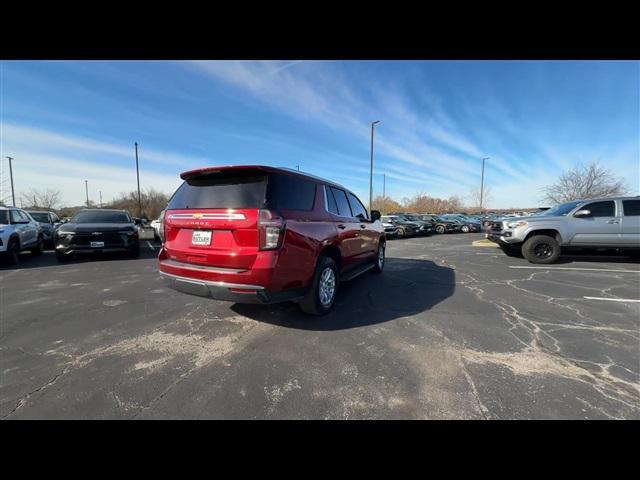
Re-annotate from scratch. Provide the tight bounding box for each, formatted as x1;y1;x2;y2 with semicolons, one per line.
381;212;482;238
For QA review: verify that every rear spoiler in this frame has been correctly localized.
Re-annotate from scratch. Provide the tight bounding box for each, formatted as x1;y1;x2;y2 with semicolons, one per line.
180;165;275;181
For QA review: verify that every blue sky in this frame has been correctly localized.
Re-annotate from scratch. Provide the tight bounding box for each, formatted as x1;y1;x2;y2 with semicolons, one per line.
1;60;638;209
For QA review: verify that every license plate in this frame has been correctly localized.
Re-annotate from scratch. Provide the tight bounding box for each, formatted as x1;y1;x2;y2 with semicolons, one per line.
191;230;212;246
90;241;105;248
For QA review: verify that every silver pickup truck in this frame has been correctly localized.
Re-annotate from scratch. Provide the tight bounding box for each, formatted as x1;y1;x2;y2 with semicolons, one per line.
486;196;640;264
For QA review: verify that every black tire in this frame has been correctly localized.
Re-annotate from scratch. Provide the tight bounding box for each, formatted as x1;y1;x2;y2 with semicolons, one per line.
129;245;141;258
299;256;338;316
397;228;405;238
30;236;44;255
371;241;385;274
522;235;561;264
461;225;470;233
435;225;445;234
6;238;20;265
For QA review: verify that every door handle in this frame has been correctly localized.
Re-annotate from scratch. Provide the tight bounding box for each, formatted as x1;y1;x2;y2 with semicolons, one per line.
337;224;346;229
606;220;619;224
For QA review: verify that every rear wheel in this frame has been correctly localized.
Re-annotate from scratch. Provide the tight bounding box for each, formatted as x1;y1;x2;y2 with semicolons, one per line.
397;228;405;238
299;256;338;316
371;241;385;274
6;238;20;265
522;235;561;264
30;236;44;255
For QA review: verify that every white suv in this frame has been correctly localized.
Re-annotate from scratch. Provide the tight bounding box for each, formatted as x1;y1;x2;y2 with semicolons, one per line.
0;207;44;265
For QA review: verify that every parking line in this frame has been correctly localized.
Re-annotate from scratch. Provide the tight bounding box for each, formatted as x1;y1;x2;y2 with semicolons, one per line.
509;266;640;273
583;296;640;303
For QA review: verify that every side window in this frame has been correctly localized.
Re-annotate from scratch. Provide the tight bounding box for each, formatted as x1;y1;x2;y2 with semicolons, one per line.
268;174;316;211
10;210;25;223
622;200;640;216
347;192;369;220
329;188;353;217
583;201;615;217
324;185;339;215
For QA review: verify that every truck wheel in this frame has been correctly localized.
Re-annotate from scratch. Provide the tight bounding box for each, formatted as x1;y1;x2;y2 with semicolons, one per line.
371;241;385;274
299;256;338;316
522;235;561;264
436;225;445;234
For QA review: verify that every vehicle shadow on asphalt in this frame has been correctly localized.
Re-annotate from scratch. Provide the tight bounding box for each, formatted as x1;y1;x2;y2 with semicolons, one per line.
0;246;160;271
231;257;455;331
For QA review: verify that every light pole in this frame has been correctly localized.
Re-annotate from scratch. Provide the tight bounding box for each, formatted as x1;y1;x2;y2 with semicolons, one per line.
135;142;143;218
369;120;380;212
480;157;489;212
382;173;386;214
99;191;103;208
6;156;15;207
85;180;89;207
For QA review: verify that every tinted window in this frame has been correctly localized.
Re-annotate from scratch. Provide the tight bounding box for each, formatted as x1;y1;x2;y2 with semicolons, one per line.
623;200;640;216
324;185;339;215
72;211;131;223
168;173;268;209
0;210;8;224
329;188;352;217
583;201;615;217
267;173;316;211
29;212;50;222
347;193;368;220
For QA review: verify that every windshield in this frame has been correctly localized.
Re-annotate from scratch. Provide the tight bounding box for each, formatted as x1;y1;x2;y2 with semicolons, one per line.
539;200;583;217
29;212;50;222
71;211;131;223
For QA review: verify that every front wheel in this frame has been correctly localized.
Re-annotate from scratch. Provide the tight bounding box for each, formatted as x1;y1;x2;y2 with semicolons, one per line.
461;225;470;233
371;241;385;274
5;239;20;265
299;256;338;316
522;235;561;264
396;228;405;238
435;225;445;234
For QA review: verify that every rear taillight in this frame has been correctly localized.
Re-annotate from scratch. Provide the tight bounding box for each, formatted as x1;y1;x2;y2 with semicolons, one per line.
159;209;166;243
258;209;284;250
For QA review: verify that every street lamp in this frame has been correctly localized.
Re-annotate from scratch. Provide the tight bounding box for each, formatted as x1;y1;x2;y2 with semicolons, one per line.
480;157;489;212
369;120;381;212
6;156;15;206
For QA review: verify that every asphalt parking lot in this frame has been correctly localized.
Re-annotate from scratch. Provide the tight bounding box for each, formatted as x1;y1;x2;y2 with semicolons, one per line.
1;234;639;419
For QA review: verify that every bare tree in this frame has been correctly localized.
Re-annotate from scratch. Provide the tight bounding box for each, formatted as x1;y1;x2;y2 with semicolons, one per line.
468;186;492;210
107;188;170;220
542;161;628;204
19;188;62;211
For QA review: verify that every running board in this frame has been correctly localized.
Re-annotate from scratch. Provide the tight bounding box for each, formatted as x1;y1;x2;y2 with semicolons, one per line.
340;262;375;282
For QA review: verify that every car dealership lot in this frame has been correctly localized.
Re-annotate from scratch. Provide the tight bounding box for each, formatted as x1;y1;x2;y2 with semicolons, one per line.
1;235;639;419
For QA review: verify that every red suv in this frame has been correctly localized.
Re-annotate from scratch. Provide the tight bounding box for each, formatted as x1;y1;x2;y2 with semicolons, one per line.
158;165;385;315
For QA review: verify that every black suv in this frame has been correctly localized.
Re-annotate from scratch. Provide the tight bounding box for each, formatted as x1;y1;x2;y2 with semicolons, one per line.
55;209;140;261
415;214;460;234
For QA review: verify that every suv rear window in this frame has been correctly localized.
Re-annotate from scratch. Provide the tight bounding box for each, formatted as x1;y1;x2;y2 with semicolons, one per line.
623;200;640;216
267;173;316;211
168;173;268;209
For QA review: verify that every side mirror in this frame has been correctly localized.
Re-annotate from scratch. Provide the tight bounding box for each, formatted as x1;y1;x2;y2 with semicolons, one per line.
371;210;381;221
574;209;591;217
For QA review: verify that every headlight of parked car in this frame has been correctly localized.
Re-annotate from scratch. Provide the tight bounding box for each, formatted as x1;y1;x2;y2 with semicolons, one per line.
507;220;528;228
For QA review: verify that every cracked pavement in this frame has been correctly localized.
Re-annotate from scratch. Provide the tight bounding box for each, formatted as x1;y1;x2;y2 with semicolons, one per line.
1;235;639;419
